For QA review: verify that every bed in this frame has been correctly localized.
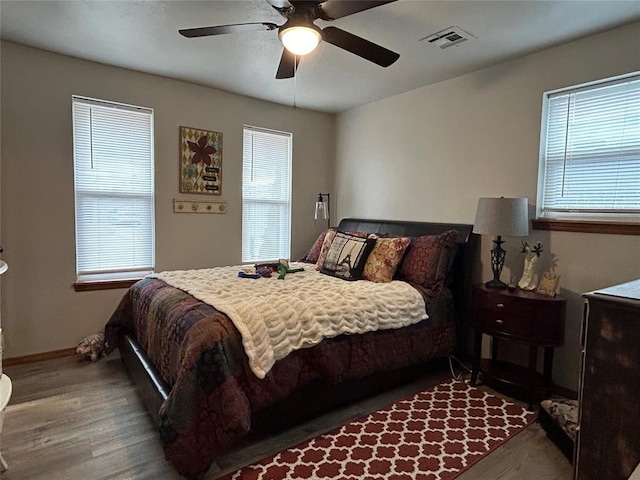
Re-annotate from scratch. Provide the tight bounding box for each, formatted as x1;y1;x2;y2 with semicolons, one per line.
104;218;477;479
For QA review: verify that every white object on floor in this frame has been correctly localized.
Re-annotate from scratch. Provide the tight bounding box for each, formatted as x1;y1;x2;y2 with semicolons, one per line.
0;373;12;472
630;462;640;480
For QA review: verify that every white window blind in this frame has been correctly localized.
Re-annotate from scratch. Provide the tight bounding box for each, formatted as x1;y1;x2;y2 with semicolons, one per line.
242;126;292;263
538;73;640;220
73;96;155;282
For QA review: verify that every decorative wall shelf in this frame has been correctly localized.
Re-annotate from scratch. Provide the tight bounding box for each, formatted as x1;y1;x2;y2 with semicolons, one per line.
173;199;227;214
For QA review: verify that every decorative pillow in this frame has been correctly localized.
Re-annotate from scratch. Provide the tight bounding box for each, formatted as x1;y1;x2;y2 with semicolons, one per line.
321;232;376;281
363;236;410;283
398;230;459;296
301;229;328;263
315;229;338;270
315;229;367;270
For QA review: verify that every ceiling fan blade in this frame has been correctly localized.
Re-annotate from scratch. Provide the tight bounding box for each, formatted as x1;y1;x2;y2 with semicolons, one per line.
265;0;295;17
265;0;293;10
179;22;279;38
275;49;300;79
322;26;399;67
317;0;397;21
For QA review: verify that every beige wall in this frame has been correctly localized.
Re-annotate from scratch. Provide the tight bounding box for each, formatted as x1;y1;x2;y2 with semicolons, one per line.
2;23;639;387
335;22;640;390
0;41;335;359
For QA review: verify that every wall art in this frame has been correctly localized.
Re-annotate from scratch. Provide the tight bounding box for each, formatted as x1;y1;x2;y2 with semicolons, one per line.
179;126;222;195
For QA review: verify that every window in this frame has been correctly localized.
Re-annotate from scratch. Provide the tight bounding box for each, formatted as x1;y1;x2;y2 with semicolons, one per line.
537;73;640;226
242;126;292;262
73;96;155;283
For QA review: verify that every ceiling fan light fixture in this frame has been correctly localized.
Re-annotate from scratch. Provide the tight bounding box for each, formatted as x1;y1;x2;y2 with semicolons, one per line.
279;25;321;56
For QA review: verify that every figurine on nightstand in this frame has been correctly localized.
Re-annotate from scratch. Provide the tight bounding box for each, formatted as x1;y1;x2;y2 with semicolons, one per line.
518;241;543;291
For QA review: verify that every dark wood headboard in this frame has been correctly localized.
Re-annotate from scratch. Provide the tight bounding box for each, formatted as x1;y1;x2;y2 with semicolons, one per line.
338;218;478;358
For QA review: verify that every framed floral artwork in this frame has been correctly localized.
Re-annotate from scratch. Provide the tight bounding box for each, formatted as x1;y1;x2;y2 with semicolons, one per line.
179;126;222;195
536;271;561;297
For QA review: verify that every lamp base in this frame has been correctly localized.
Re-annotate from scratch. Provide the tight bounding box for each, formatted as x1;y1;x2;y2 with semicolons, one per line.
485;278;508;289
486;235;508;289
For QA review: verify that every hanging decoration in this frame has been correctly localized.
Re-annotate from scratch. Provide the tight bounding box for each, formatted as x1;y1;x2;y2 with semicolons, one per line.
179;126;223;195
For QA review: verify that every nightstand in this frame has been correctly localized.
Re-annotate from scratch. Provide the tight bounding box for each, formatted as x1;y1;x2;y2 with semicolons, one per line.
470;283;566;409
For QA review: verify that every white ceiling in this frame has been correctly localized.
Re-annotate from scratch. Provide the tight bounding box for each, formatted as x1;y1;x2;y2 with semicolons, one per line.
2;1;639;113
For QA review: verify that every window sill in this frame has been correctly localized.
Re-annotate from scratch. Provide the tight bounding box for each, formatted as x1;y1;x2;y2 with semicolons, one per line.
73;278;141;292
532;218;640;236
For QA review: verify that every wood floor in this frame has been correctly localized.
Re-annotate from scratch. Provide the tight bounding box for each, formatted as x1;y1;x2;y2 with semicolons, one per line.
1;353;573;480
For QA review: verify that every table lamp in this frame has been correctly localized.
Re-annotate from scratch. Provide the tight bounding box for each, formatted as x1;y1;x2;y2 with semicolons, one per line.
473;197;529;289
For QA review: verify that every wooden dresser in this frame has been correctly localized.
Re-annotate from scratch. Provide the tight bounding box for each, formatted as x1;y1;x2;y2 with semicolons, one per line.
576;279;640;480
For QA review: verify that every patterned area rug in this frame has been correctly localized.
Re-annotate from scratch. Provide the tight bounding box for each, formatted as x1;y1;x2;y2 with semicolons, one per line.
220;380;537;480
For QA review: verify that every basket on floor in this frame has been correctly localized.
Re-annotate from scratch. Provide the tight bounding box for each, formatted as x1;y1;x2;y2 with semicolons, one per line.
539;397;578;463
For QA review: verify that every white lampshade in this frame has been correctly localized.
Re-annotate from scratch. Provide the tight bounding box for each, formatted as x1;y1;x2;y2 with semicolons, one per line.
279;26;321;56
473;197;529;237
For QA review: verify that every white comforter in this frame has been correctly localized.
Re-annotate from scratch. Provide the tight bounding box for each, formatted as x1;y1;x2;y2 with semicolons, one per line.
152;263;427;379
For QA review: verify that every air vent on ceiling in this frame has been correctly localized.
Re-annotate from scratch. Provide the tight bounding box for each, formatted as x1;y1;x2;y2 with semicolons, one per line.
420;26;474;49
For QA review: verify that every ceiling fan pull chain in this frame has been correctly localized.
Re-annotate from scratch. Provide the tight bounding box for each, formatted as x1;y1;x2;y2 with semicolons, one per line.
292;57;297;110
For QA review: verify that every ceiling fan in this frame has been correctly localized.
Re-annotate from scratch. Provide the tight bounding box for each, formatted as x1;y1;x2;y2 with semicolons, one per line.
179;0;400;79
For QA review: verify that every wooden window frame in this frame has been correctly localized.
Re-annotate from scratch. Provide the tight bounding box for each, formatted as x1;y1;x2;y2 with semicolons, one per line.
532;218;640;235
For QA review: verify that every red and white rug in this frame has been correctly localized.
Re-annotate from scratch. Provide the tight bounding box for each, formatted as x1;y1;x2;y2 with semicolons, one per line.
220;380;537;480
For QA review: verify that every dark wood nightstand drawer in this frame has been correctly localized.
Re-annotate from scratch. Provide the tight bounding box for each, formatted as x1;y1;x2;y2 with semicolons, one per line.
470;283;567;409
472;284;565;346
475;306;534;340
474;291;534;316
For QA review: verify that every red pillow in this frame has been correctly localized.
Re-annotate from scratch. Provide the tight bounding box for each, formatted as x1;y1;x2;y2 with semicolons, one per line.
301;229;328;264
398;230;458;296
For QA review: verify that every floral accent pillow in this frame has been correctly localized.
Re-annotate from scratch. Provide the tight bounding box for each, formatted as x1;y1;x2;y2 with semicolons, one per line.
315;229;367;270
301;229;328;263
363;236;411;283
321;232;376;281
398;230;459;296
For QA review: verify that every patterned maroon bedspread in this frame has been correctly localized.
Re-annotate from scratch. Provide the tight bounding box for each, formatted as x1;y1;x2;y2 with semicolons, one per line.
104;277;457;479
